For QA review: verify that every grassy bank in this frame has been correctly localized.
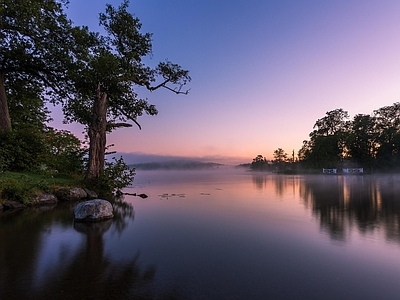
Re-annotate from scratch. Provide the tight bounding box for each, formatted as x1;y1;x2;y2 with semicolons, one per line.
0;171;84;205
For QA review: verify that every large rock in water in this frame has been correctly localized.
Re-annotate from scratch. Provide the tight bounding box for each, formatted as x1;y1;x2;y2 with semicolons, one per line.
74;199;113;222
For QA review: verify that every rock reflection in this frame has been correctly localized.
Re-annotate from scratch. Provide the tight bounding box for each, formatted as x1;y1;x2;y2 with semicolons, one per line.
0;199;159;300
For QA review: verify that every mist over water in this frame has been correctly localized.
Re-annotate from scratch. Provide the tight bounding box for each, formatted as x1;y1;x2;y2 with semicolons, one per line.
2;169;400;299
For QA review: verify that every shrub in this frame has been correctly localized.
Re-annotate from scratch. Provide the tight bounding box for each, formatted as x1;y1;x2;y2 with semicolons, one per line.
0;127;47;171
85;156;135;196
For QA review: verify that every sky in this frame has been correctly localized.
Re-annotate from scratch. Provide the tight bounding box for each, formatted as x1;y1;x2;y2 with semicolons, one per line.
49;0;400;165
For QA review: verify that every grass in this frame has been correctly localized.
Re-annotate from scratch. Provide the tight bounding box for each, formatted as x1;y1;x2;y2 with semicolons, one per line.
0;171;84;204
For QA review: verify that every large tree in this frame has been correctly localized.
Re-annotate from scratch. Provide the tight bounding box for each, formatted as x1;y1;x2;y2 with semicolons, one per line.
373;102;400;166
347;114;377;170
0;0;82;132
299;109;350;168
62;1;191;180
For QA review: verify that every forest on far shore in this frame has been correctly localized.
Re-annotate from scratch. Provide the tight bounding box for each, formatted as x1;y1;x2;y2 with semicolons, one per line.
250;103;400;173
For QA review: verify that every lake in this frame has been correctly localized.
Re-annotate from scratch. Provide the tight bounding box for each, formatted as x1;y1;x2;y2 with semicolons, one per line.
1;169;400;299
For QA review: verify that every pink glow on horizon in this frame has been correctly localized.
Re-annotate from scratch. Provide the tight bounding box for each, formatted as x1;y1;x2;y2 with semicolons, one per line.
48;0;400;164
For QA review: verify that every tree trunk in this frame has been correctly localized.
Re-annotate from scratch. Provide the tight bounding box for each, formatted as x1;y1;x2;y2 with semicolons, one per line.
85;84;108;180
0;73;12;132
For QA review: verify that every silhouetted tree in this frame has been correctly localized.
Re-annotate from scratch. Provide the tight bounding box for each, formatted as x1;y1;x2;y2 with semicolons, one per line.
251;154;269;170
347;114;377;170
273;148;287;163
299;109;350;169
62;1;191;180
373;102;400;169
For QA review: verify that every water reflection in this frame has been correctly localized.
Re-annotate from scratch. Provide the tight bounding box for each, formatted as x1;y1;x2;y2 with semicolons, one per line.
253;173;400;244
252;174;297;196
0;199;157;300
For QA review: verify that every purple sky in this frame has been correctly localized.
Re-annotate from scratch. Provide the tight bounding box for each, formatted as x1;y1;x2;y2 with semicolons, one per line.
49;0;400;164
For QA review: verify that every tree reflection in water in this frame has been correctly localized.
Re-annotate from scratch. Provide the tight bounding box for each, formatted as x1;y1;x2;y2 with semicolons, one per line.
0;198;162;300
300;175;400;243
252;174;400;244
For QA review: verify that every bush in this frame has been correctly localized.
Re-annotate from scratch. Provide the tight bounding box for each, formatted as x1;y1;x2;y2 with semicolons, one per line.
0;127;47;171
0;127;85;175
42;128;86;175
85;156;135;196
0;175;50;204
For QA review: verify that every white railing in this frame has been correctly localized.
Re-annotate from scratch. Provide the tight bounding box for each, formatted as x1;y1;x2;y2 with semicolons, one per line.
342;168;363;174
323;168;337;174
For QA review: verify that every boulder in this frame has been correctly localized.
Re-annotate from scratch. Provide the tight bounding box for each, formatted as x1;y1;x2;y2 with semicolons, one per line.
33;193;58;205
84;188;98;199
74;199;113;222
55;187;88;201
2;200;26;210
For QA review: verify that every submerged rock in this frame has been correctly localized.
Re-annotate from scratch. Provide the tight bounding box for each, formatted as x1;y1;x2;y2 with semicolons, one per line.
74;199;113;222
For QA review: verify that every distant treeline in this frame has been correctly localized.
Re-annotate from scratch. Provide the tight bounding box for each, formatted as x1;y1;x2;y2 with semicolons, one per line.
130;160;223;170
251;103;400;173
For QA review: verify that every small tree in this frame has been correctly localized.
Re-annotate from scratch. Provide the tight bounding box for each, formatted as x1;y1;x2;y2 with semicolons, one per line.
273;148;288;163
251;155;268;170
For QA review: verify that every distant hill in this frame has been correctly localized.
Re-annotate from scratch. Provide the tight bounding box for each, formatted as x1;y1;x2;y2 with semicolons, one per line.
129;160;224;170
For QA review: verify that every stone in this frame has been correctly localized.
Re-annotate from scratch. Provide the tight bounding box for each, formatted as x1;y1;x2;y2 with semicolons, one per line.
74;199;114;222
33;193;58;205
55;187;88;201
84;188;98;199
2;200;26;210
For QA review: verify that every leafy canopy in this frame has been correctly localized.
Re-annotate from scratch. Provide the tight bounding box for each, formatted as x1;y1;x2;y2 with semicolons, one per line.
63;0;191;130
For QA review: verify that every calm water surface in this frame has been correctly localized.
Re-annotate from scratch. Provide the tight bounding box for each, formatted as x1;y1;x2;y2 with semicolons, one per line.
1;169;400;299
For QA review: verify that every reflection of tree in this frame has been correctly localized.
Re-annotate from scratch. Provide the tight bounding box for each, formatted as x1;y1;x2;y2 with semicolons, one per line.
300;175;400;244
300;176;352;241
251;174;400;244
0;199;162;299
32;215;156;299
252;174;296;197
111;195;135;234
252;174;268;190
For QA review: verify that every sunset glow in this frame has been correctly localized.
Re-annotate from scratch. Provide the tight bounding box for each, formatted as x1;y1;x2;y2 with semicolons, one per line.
50;0;400;164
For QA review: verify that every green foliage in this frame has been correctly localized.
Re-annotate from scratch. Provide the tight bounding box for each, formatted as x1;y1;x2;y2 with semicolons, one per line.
85;157;135;195
43;128;86;175
0;171;83;204
1;0;78;105
0;127;47;171
0;175;47;204
0;126;85;174
63;0;190;130
7;77;52;130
